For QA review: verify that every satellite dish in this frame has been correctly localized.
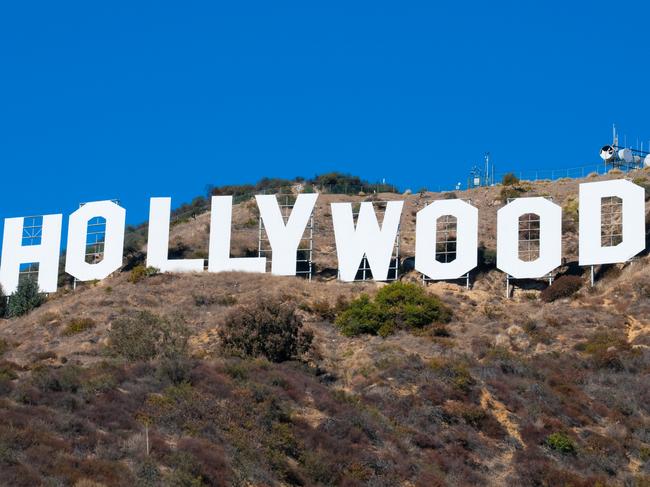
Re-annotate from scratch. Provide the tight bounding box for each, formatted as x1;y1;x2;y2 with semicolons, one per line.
600;145;616;161
644;154;650;167
618;148;633;163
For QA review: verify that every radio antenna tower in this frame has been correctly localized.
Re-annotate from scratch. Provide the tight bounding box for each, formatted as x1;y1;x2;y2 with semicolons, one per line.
467;152;494;189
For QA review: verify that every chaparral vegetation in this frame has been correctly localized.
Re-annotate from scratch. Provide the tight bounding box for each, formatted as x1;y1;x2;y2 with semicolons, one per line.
0;170;649;486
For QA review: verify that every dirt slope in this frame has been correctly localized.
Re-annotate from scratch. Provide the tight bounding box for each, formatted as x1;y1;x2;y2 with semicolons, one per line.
0;171;648;486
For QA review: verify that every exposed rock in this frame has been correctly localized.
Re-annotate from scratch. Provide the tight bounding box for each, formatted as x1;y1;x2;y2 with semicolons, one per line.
506;325;525;337
495;333;510;348
534;343;549;354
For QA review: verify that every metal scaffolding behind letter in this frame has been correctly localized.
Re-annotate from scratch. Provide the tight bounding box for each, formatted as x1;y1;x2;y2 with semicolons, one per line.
258;194;315;280
420;198;470;288
73;200;118;289
18;216;43;283
351;201;400;282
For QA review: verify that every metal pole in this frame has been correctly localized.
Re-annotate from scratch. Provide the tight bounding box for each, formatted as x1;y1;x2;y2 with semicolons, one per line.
590;266;595;287
308;212;314;281
395;223;401;280
258;217;263;259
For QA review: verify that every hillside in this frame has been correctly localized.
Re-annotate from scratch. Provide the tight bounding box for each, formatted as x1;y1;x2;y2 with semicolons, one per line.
0;170;649;486
157;169;646;276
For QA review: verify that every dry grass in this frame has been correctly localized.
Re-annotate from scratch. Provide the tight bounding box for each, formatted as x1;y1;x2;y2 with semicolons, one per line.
0;172;648;485
164;172;635;271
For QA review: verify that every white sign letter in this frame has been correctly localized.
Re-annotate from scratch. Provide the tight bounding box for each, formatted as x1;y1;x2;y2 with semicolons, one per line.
208;196;266;273
0;214;62;293
579;179;645;266
66;201;126;281
415;199;478;280
147;198;203;272
497;197;561;279
331;201;403;282
256;193;318;276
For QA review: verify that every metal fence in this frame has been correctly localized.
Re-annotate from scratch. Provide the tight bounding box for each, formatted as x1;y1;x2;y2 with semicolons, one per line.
492;163;614;185
426;162;632;193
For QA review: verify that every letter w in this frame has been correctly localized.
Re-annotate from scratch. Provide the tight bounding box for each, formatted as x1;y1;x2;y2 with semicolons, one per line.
331;201;403;282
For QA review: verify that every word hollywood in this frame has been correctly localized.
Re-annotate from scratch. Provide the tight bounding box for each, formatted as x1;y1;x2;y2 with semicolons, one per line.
0;179;645;294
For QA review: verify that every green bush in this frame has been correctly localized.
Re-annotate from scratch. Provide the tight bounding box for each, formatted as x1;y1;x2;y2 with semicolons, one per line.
334;295;386;336
0;285;6;318
206;173;397;199
309;172;396;194
128;265;159;284
335;282;452;337
540;275;582;302
62;317;96;336
546;432;576;454
219;299;313;362
6;278;43;317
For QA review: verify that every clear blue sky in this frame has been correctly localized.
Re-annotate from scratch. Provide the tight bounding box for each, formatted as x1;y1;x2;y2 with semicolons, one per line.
1;1;649;228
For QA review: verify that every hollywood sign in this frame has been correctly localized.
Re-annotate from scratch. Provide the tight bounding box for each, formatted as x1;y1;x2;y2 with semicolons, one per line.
0;179;645;294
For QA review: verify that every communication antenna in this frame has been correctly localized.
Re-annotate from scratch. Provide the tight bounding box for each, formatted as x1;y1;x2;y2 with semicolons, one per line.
467;152;494;189
484;153;489;186
490;154;494;186
599;124;649;171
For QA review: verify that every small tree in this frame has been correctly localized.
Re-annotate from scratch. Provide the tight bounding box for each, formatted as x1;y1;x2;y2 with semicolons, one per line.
135;411;152;456
219;299;313;362
7;278;43;317
0;285;6;318
502;172;520;186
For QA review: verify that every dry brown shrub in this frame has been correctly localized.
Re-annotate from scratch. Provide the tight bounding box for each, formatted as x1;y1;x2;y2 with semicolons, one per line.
540;275;583;302
176;437;232;486
219;299;313;362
